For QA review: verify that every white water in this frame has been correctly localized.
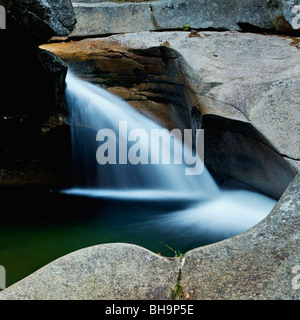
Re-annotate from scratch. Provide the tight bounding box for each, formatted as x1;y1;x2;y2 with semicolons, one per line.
62;188;207;201
65;71;219;197
146;190;276;240
63;71;276;239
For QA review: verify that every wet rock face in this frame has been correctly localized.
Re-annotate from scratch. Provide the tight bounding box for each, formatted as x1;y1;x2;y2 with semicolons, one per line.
0;0;76;45
0;0;76;188
0;46;73;188
57;42;192;131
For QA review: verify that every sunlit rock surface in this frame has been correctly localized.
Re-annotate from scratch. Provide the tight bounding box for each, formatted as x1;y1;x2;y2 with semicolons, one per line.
42;31;300;198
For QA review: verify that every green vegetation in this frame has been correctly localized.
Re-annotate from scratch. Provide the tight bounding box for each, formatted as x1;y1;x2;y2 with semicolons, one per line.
177;24;191;31
158;242;187;300
159;242;185;259
171;268;184;300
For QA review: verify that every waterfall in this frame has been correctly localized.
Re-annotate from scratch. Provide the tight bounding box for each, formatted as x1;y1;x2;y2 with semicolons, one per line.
62;71;276;238
63;71;220;200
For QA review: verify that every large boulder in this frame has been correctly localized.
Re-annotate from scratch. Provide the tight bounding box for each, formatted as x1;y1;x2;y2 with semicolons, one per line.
0;243;180;300
151;0;300;33
0;0;76;44
41;31;300;198
69;0;300;37
179;173;300;300
69;1;154;37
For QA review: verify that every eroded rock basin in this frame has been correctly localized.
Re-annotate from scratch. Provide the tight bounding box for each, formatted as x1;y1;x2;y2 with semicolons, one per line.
0;31;299;300
0;174;299;299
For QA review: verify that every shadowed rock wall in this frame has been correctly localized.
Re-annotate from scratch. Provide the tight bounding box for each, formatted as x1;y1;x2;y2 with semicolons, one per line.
0;0;76;188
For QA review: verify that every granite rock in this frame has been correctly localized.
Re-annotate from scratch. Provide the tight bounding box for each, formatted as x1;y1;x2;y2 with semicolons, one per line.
180;173;300;300
0;0;76;45
69;0;300;37
0;243;180;300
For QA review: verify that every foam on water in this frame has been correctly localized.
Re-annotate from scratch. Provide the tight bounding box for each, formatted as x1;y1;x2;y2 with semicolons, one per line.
61;188;208;201
63;71;277;240
150;189;276;239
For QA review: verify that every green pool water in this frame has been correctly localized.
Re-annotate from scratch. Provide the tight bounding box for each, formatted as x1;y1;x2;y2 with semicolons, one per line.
0;185;275;288
0;187;204;287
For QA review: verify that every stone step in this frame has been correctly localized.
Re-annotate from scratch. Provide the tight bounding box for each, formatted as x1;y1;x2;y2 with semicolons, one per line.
69;0;300;37
70;1;155;37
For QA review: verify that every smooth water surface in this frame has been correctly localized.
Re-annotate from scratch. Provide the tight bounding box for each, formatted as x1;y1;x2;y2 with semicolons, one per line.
0;187;276;287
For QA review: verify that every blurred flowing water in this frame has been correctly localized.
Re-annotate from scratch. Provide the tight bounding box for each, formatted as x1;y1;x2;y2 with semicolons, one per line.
63;71;276;250
0;72;276;287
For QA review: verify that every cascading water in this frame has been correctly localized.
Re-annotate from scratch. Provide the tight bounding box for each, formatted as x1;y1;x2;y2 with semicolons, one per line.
64;71;219;199
62;71;276;243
